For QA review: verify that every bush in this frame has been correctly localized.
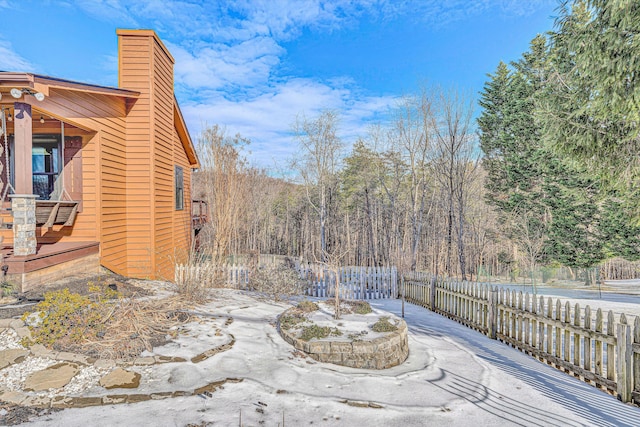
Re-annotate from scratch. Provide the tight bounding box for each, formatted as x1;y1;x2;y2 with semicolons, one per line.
297;300;319;312
0;281;17;298
299;325;342;341
173;251;226;302
279;314;305;331
351;300;372;314
248;263;304;300
371;316;397;333
22;288;106;347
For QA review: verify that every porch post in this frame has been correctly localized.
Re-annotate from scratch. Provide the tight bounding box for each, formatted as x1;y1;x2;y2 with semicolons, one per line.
14;102;33;194
9;194;38;256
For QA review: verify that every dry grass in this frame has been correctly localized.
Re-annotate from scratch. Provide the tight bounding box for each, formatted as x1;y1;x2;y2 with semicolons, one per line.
70;295;192;360
23;283;199;361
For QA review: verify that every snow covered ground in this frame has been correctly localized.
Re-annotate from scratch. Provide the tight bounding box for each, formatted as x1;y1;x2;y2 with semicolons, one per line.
16;289;640;426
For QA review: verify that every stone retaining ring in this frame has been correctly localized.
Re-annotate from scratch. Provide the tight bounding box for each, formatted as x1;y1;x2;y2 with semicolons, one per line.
277;309;409;369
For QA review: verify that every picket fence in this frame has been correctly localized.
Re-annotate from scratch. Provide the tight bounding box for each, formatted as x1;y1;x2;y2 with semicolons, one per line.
175;262;398;299
402;273;640;404
302;265;398;299
175;263;250;288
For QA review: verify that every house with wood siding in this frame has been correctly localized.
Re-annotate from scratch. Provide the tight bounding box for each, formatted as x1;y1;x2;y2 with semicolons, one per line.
0;29;199;290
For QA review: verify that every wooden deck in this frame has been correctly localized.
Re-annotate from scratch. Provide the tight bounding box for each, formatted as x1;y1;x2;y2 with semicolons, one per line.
2;241;100;291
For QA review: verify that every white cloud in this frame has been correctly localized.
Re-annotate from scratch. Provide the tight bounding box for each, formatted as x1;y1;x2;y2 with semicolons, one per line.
0;40;34;72
181;78;396;170
169;37;284;92
67;0;552;171
74;0;139;26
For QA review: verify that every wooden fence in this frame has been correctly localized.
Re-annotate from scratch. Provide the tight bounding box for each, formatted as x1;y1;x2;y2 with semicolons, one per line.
402;274;640;404
302;265;397;299
175;263;250;288
175;261;398;299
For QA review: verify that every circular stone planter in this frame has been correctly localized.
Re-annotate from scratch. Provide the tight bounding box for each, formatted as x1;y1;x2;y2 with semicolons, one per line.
277;305;409;369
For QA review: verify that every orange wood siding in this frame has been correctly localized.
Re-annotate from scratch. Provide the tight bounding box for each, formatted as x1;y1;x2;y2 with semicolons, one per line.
119;34;154;277
26;91;128;267
118;29;195;280
152;37;176;280
1;30;196;281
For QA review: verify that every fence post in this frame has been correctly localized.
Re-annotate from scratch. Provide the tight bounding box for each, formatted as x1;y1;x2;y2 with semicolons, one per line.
429;276;436;311
488;286;497;340
401;275;405;318
617;315;632;403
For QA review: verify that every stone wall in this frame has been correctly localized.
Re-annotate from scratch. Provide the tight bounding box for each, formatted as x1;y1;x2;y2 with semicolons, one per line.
277;309;409;369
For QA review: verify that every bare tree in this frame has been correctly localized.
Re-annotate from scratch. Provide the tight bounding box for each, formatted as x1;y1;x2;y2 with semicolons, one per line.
196;125;250;263
292;110;344;262
432;87;478;279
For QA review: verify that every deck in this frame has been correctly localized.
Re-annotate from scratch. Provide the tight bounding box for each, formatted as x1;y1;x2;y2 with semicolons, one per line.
2;241;100;291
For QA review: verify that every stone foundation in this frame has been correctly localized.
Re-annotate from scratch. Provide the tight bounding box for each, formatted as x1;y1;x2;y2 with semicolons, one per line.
277;308;409;369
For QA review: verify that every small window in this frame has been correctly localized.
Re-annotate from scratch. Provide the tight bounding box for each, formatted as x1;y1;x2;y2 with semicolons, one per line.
175;165;184;210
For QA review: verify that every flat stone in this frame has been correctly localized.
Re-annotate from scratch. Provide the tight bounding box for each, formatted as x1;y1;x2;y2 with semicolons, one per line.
133;356;156;366
9;319;24;329
0;390;27;405
0;348;29;369
20;395;52;408
24;363;79;391
154;355;182;364
65;396;103;408
150;391;174;400
102;394;128;404
13;327;31;340
330;341;352;353
56;351;89;364
29;344;51;358
50;396;74;408
126;394;151;403
94;359;116;369
99;368;141;389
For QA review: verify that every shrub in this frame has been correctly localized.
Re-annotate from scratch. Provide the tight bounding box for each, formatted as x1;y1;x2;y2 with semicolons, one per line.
248;263;304;300
371;316;397;333
173;251;226;302
297;300;319;312
22;288;106;347
299;324;342;341
279;314;305;331
351;300;372;314
0;281;17;298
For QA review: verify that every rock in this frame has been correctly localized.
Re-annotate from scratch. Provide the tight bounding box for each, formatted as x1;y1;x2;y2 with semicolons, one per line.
0;348;29;369
24;363;79;391
99;368;141;389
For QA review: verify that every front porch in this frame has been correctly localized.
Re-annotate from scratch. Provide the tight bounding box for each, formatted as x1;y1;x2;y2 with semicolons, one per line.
2;241;100;292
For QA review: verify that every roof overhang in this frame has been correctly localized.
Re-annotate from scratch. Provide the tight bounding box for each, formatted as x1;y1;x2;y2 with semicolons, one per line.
0;72;140;99
174;97;199;168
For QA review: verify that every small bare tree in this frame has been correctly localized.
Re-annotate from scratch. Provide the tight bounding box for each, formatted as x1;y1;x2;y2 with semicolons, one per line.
319;247;350;320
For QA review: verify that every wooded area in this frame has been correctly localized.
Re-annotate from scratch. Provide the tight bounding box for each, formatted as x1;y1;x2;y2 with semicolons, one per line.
192;0;640;283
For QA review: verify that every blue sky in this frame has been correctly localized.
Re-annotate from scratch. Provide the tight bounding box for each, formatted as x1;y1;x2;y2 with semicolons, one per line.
0;0;557;170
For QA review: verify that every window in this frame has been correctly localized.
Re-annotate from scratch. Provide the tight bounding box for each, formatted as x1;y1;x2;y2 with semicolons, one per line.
32;135;61;200
175;165;184;210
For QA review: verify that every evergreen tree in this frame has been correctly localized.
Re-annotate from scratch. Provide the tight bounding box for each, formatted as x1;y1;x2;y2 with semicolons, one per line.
479;35;610;282
479;38;551;275
542;0;640;184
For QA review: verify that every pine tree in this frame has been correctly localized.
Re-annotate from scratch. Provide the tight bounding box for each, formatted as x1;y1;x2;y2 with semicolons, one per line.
541;0;640;184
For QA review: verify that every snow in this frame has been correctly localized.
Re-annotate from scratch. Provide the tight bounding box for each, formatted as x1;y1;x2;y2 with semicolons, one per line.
13;289;640;426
